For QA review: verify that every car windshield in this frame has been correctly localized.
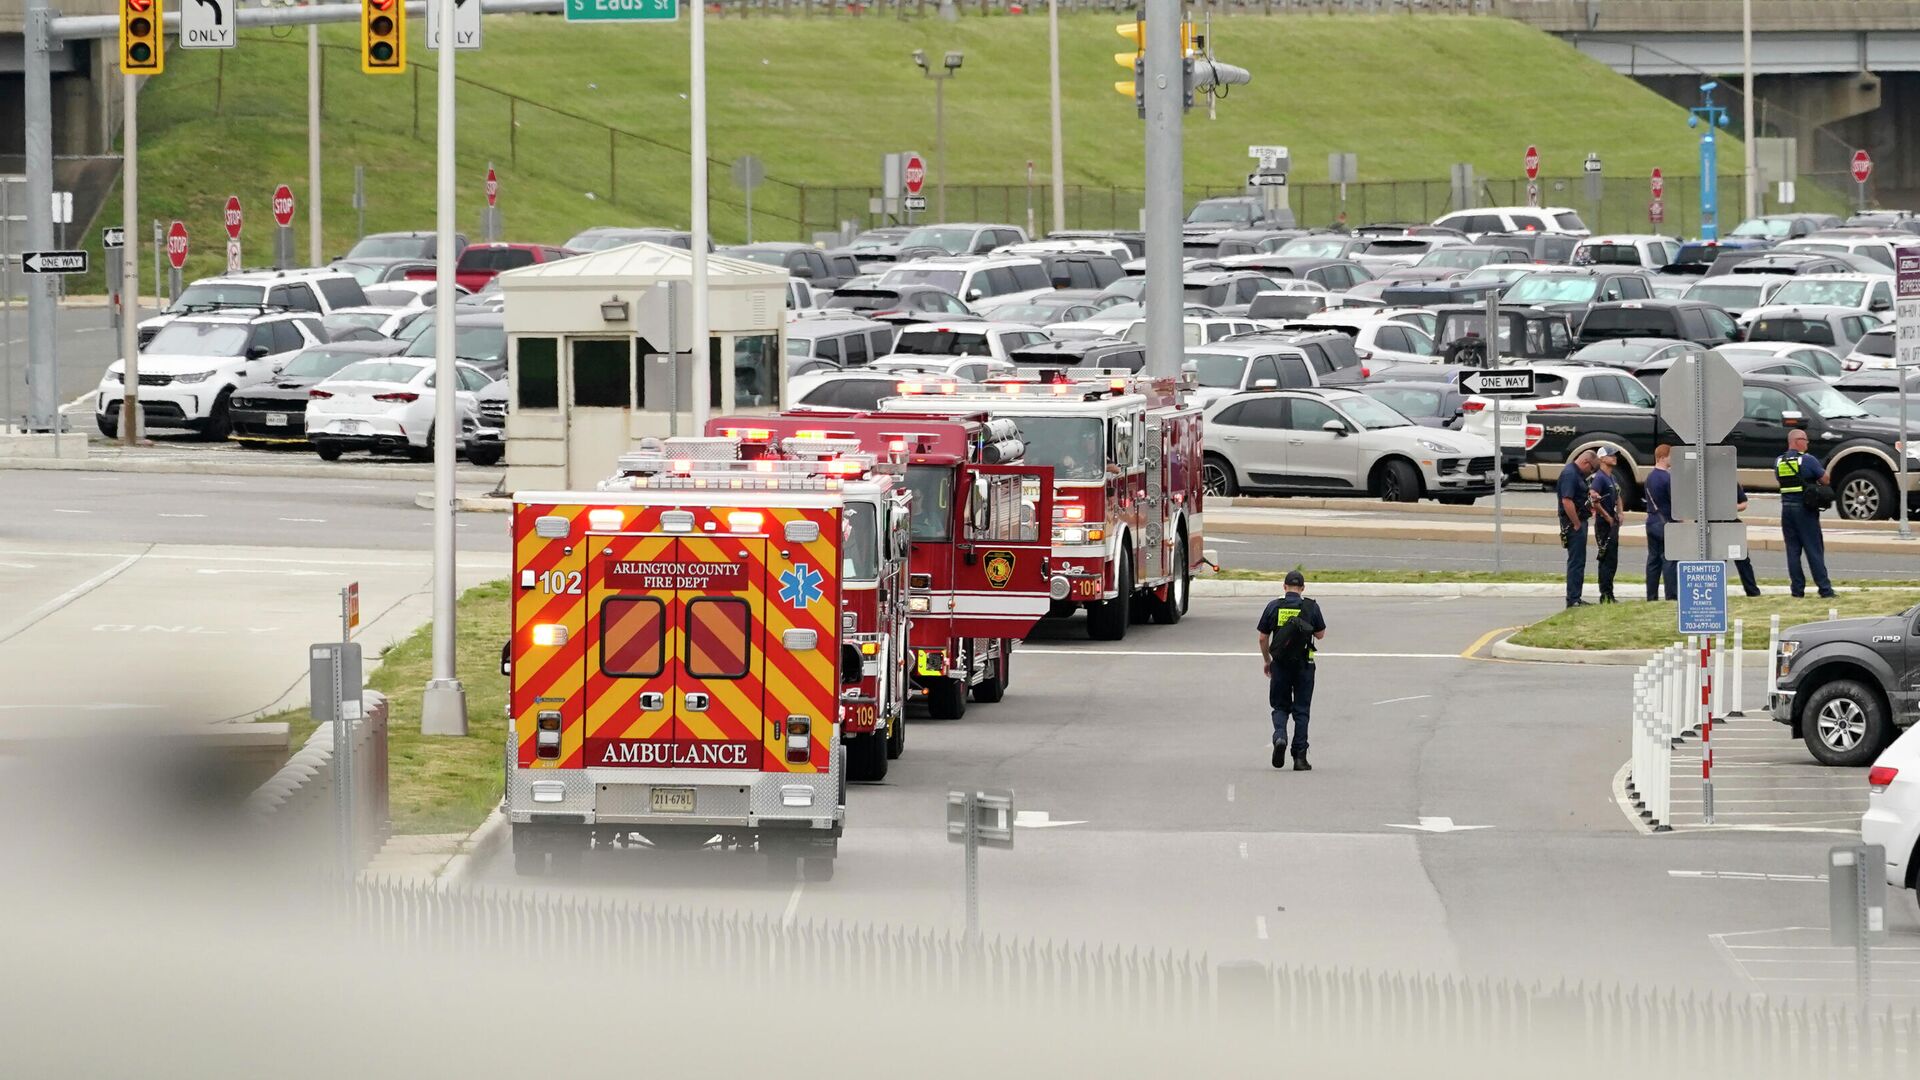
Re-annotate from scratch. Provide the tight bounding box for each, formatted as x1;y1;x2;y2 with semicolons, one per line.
881;268;966;295
336;262;388;287
993;304;1061;323
729;249;789;268
1554;212;1588;231
1361;385;1444;417
1504;275;1597;303
1277;238;1350;259
1800;385;1868;419
323;312;389;334
1184;352;1249;389
823;291;898;311
1771;280;1867;307
332;360;425;385
1016;416;1105;482
1685;283;1763;309
345;235;429;259
904;465;954;541
895;331;991;357
1337;395;1414;430
1572;340;1664;363
1187;202;1254;225
405;325;506;364
1732;218;1794;239
1459;266;1530;286
362;288;425;307
1855;331;1896;358
842;501;880;581
168;283;267;312
1184;283;1231;306
1418;249;1489;269
1436;313;1514;349
1859;397;1905;418
282;348;375;378
899;228;978;255
1747;318;1834;346
144;321;252;356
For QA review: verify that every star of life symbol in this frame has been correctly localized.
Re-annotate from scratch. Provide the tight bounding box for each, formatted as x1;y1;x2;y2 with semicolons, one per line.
779;563;824;608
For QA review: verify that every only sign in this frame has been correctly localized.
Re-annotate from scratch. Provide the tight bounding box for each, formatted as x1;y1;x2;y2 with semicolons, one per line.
224;195;243;240
272;184;296;227
1852;149;1873;184
166;220;189;270
1650;167;1664;199
485;167;499;208
1524;144;1540;181
904;155;926;196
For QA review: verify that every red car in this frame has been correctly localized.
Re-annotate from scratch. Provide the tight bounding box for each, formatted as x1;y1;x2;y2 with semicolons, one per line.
405;243;575;293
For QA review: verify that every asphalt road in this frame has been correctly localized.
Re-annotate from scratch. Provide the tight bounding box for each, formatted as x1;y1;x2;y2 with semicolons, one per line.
0;301;118;421
465;593;1911;999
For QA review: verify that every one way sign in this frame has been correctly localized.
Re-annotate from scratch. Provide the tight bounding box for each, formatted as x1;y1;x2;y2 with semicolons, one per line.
1457;368;1537;397
22;250;89;274
427;0;483;50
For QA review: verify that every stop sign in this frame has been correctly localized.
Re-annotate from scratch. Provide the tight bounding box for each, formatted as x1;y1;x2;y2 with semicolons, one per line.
485;167;498;208
224;195;243;240
1524;145;1540;181
166;221;189;270
904;155;926;196
1650;167;1664;199
1852;149;1873;184
272;184;295;227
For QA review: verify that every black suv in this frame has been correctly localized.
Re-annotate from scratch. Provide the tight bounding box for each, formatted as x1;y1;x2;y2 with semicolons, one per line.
1771;604;1920;766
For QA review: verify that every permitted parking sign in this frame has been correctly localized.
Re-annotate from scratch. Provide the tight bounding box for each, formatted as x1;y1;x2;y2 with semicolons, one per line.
1677;560;1729;635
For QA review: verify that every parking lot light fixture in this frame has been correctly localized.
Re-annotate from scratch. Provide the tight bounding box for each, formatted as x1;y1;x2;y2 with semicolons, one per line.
913;49;962;222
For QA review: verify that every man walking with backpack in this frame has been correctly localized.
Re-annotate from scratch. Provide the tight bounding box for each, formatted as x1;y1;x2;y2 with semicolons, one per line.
1258;570;1327;772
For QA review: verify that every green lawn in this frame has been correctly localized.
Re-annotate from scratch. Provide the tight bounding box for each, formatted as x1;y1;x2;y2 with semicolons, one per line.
1509;590;1920;651
1213;568;1920;589
77;13;1825;292
268;580;508;835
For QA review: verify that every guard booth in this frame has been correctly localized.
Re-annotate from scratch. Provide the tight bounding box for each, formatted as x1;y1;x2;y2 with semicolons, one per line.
498;243;788;490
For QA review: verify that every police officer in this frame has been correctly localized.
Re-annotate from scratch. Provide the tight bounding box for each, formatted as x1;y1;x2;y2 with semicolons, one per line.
1557;449;1598;608
1644;444;1675;600
1777;428;1836;599
1590;445;1622;603
1732;486;1762;597
1258;570;1326;772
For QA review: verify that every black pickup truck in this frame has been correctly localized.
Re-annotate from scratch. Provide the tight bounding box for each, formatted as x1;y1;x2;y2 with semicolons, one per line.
1521;373;1920;519
1772;605;1920;766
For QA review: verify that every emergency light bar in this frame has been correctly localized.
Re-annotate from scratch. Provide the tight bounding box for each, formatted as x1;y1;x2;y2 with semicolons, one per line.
779;436;865;460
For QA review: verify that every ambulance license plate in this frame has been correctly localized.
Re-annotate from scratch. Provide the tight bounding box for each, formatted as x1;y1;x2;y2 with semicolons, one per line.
265;412;289;427
651;787;695;814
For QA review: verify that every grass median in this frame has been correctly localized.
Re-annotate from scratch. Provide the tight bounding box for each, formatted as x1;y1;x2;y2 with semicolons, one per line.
270;580;508;836
1509;590;1920;652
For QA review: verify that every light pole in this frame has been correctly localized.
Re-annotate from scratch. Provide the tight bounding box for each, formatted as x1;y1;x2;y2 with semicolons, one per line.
1741;0;1758;220
1048;0;1066;234
1689;81;1731;240
912;49;963;222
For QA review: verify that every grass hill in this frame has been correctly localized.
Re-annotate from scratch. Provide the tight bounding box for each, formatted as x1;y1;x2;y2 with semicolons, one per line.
87;12;1779;289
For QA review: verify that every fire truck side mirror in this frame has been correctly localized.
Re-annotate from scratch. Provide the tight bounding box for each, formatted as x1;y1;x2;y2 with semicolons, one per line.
499;640;512;677
840;643;863;686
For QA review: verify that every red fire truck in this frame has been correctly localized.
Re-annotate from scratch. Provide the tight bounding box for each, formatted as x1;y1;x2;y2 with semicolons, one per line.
710;414;1056;721
504;435;910;879
882;372;1206;640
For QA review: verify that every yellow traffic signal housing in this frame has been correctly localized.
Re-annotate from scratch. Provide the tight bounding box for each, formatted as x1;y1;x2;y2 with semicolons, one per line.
362;0;407;75
120;0;163;75
1113;16;1144;98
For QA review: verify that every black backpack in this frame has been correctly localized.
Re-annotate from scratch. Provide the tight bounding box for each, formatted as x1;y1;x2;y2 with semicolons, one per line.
1270;601;1316;665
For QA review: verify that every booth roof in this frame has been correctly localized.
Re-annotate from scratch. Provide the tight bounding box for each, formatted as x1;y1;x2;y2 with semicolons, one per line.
497;241;789;288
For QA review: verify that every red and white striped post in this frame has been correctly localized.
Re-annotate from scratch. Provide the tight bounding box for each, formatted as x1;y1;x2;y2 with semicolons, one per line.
1701;636;1715;824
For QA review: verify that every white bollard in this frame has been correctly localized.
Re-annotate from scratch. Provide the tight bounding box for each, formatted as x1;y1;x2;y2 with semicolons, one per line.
1767;614;1781;701
1713;634;1726;719
1668;647;1685;742
1732;620;1745;717
1686;636;1701;735
1830;606;1839;623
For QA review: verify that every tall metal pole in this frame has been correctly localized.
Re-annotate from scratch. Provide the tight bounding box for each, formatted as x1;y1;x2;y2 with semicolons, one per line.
23;0;58;436
121;74;142;444
1899;376;1910;538
690;0;712;431
1741;0;1757;220
1047;0;1066;235
309;24;324;265
934;76;947;223
1487;289;1503;573
419;0;467;736
1141;0;1184;379
3;179;13;427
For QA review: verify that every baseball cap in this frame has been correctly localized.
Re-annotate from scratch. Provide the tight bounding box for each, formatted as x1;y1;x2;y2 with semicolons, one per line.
1595;444;1619;460
1283;570;1306;588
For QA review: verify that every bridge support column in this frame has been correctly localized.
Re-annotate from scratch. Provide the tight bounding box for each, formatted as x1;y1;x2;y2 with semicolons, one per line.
1765;71;1882;177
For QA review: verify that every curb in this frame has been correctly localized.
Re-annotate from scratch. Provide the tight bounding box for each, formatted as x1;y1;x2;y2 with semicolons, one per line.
437;806;508;891
1205;514;1920;556
1214;493;1848;532
1489;636;1773;666
415;492;512;513
0;454;505;483
1193;579;1569;597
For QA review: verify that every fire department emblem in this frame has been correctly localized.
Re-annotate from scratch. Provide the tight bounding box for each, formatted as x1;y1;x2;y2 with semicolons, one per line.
983;550;1016;590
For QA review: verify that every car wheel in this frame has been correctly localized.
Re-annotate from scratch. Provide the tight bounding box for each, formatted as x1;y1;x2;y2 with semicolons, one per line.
1800;678;1890;767
1835;467;1894;521
198;389;234;442
96;414;117;439
409;425;436;463
467;445;503;467
1202;453;1239;498
314;442;344;462
1377;459;1421;503
1436;495;1477;506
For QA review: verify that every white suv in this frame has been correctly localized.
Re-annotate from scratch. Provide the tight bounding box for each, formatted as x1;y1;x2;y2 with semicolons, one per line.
97;311;321;439
878;255;1055;309
1431;206;1590;240
136;268;368;347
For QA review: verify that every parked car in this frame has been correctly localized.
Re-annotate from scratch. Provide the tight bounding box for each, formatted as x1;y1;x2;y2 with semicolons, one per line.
785;316;898;368
1005;338;1148;372
1403;245;1534;275
361;280;469;309
400;311;507;378
98;311;322;440
1857;392;1918;420
1430;305;1577;362
1752;274;1896;318
821;285;974;322
227;339;408;445
136;268;364;347
868;356;1016;383
1183;341;1363;403
1837;363;1920;399
719;243;852;290
977;293;1105;326
1431;206;1589;238
1477;231;1580;264
1729;214;1843;242
1183;270;1290;313
1210;229;1308;257
1186;195;1295;231
1217;255;1375;293
1575;299;1740;348
895;223;1027;256
788;370;950;412
1202;387;1498;503
565;226;706;252
307;357;493;462
1680;273;1792;316
1265;311;1439;365
1351;235;1470;272
1742;306;1883;355
1355;379;1473;430
1779;230;1904;271
1211;328;1372;381
1500;266;1658;324
335;230;468;264
1460;361;1656;460
333;259;434;287
1724;251;1879;278
1771;605;1920;765
1271;235;1373;261
878;255;1055;308
1715;341;1848;382
1572;234;1680;269
321;306;412;341
890;321;1051;363
405;243;574;293
1567;337;1703;373
1865;722;1920;892
1843;325;1900;372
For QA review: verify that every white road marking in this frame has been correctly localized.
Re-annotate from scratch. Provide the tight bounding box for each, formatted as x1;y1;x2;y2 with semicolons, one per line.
1208;537;1250;544
0;702;161;711
156;513;206;519
0;561;36;570
194;568;333;577
1237;841;1249;861
278;517;327;524
1226;784;1236;803
1386;816;1492;834
1012;810;1085;828
0;551;145;647
1255;915;1269;940
1021;648;1461;659
0;548;437;569
1668;870;1827;882
50;508;90;515
1372;694;1432;706
780;881;804;929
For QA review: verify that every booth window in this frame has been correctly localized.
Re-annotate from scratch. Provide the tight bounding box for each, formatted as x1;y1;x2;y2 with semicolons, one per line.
707;338;724;408
517;337;559;409
733;335;779;408
572;339;630;408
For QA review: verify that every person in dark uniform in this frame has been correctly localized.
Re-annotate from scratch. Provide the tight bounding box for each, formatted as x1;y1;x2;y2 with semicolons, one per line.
1732;485;1762;597
1590;445;1623;603
1557;449;1598;607
1644;444;1677;601
1257;570;1327;772
1776;428;1835;599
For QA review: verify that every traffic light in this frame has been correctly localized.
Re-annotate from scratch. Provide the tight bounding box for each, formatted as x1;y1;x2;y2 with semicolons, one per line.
119;0;163;76
1113;14;1144;111
361;0;406;75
